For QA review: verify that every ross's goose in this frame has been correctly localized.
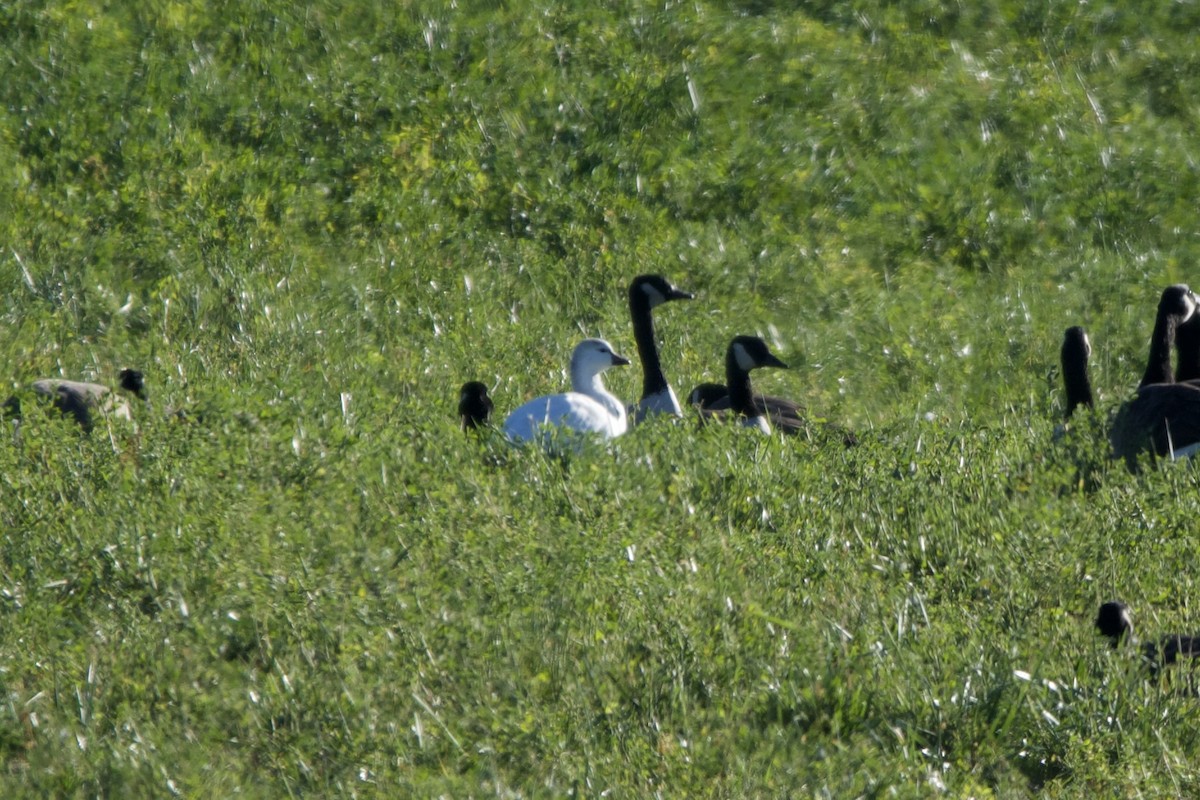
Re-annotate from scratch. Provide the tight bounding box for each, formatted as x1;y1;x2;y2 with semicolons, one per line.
503;339;631;444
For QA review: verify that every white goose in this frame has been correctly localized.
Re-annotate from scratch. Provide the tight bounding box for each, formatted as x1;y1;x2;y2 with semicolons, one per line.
503;339;631;444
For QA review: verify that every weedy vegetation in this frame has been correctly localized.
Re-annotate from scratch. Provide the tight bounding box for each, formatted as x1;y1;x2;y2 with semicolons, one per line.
4;0;1200;796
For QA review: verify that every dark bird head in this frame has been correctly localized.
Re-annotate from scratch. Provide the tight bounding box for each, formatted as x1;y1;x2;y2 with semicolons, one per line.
458;381;494;431
1060;326;1094;419
630;274;694;309
1096;601;1133;648
119;368;148;400
728;335;789;372
1159;284;1197;326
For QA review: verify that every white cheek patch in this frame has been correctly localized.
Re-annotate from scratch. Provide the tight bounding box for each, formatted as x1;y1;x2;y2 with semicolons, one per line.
732;342;757;372
641;282;666;307
1186;294;1198;323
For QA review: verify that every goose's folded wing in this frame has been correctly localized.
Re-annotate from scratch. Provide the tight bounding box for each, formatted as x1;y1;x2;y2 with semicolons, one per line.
1111;383;1200;462
504;393;619;441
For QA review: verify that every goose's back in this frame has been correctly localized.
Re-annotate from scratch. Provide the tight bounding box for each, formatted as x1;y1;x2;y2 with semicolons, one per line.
504;392;625;442
32;379;132;428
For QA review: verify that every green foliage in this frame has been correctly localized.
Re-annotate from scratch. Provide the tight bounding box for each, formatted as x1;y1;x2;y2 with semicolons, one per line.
3;0;1200;795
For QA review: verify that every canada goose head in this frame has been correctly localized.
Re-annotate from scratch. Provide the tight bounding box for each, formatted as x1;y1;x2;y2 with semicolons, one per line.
630;274;695;309
688;382;729;409
119;368;148;400
1060;326;1094;419
571;338;631;377
458;381;494;431
1096;601;1134;648
729;335;789;373
1160;284;1197;325
1062;326;1091;365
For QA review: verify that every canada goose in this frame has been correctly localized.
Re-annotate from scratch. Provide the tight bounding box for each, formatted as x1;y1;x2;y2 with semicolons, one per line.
8;368;147;433
694;336;789;434
629;274;694;422
458;381;494;431
503;339;630;443
687;369;858;446
1138;284;1197;388
1110;285;1200;466
1060;326;1095;420
1096;601;1200;676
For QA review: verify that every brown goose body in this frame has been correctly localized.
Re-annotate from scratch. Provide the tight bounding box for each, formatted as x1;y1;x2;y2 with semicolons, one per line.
22;369;146;432
688;383;857;447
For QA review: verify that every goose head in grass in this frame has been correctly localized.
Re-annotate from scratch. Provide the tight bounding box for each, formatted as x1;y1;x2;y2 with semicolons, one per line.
1096;601;1134;648
1096;600;1200;676
458;381;494;431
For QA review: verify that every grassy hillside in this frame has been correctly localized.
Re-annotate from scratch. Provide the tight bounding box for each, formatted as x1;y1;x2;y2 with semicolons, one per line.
3;0;1200;795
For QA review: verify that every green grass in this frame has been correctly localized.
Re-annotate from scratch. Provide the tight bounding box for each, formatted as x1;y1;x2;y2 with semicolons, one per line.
4;0;1200;795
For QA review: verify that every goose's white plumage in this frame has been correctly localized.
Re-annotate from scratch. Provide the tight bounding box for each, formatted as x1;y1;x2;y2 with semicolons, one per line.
503;339;630;444
742;413;772;434
636;386;683;420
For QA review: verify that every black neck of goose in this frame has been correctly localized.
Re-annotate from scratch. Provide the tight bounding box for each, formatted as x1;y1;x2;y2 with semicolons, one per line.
630;293;669;397
1176;316;1200;382
1140;312;1180;388
725;349;757;417
1063;363;1094;419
